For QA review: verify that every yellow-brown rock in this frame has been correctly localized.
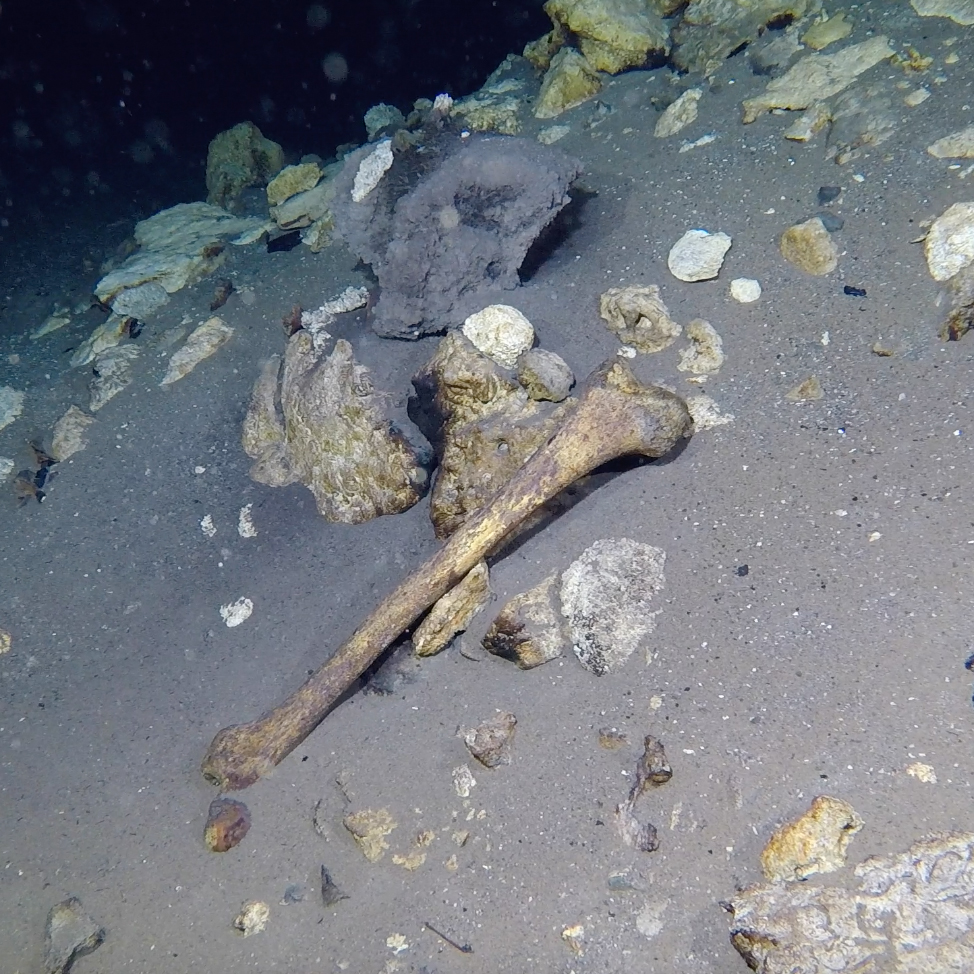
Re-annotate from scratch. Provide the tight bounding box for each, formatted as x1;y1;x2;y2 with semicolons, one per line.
523;25;567;70
544;0;670;74
205;121;284;209
535;48;603;119
266;162;322;206
413;561;490;656
483;575;568;668
779;217;839;275
760;795;863;882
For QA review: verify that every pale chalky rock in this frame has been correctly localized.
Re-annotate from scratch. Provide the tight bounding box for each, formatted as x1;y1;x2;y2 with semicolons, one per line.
780;217;838;275
535;47;602;119
517;348;574;401
925;201;974;281
160;316;233;386
562;538;666;676
654;87;702;138
730;278;761;303
351;139;393;202
51;406;95;460
0;386;25;432
483;575;568;668
928;125;974;159
912;0;974;25
266;162;323;206
462;305;535;369
677;318;724;375
667;229;732;282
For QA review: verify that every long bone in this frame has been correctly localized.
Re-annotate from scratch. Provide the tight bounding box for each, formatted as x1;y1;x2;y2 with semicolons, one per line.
201;359;692;790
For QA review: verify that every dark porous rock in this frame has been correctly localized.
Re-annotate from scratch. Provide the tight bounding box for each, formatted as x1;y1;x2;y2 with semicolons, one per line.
204;796;252;852
331;128;581;338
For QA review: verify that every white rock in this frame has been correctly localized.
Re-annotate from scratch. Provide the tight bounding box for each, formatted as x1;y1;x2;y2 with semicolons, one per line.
220;597;253;627
462;305;535;369
0;457;14;480
654;88;703;138
200;514;217;538
667;229;732;282
686;394;735;430
89;344;140;411
730;278;762;302
0;386;25;432
678;319;725;375
238;504;258;538
351;139;393;202
925;202;974;281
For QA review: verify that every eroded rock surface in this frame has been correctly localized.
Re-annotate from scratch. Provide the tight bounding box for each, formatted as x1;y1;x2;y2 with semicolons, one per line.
242;333;431;523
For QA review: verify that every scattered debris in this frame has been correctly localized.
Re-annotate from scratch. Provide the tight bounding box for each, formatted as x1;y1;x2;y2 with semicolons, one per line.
452;764;477;798
231;900;269;937
785;375;824;402
237;504;257;538
561;538;666;676
386;933;409;955
424;921;473;954
760;794;863;883
731;831;974;972
616;735;670;852
343;807;397;861
461;711;517;768
200;514;216;538
160;316;233;386
320;865;349;907
667;228;732;282
686;394;735;430
44;896;105;974
220;597;253;628
204;797;251;852
561;923;585;956
600;285;682;353
905;761;937;783
599;727;627;749
51;406;96;461
461;305;535;369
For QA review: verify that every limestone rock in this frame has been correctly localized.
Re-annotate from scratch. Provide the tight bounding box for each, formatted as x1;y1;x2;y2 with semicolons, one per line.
271;178;336;230
93;202;270;313
0;386;25;432
343;807;397;861
760;795;863;883
561;538;666;676
654;87;703;138
331;130;581;338
785;375;824;401
667;228;732;282
731;831;974;973
801;11;853;51
351;139;394;202
70;314;132;368
44;897;105;974
673;0;812;76
364;103;406;140
928;125;974;159
160;316;233;386
677;318;725;375
730;278;761;302
461;711;517;768
51;406;95;460
90;344;140;411
242;334;431;524
911;0;974;24
516;348;574;401
535;47;603;119
205;121;284;208
462;304;535;369
523;25;568;71
926;201;974;281
779;216;839;275
483;575;568;668
453;89;523;135
266;162;323;206
543;0;670;74
413;561;490;657
742;36;895;123
599;285;682;353
940;262;974;341
783;101;832;141
231;900;269;936
32;305;73;341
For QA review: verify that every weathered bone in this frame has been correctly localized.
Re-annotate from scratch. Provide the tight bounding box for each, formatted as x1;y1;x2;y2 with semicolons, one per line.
201;360;692;790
